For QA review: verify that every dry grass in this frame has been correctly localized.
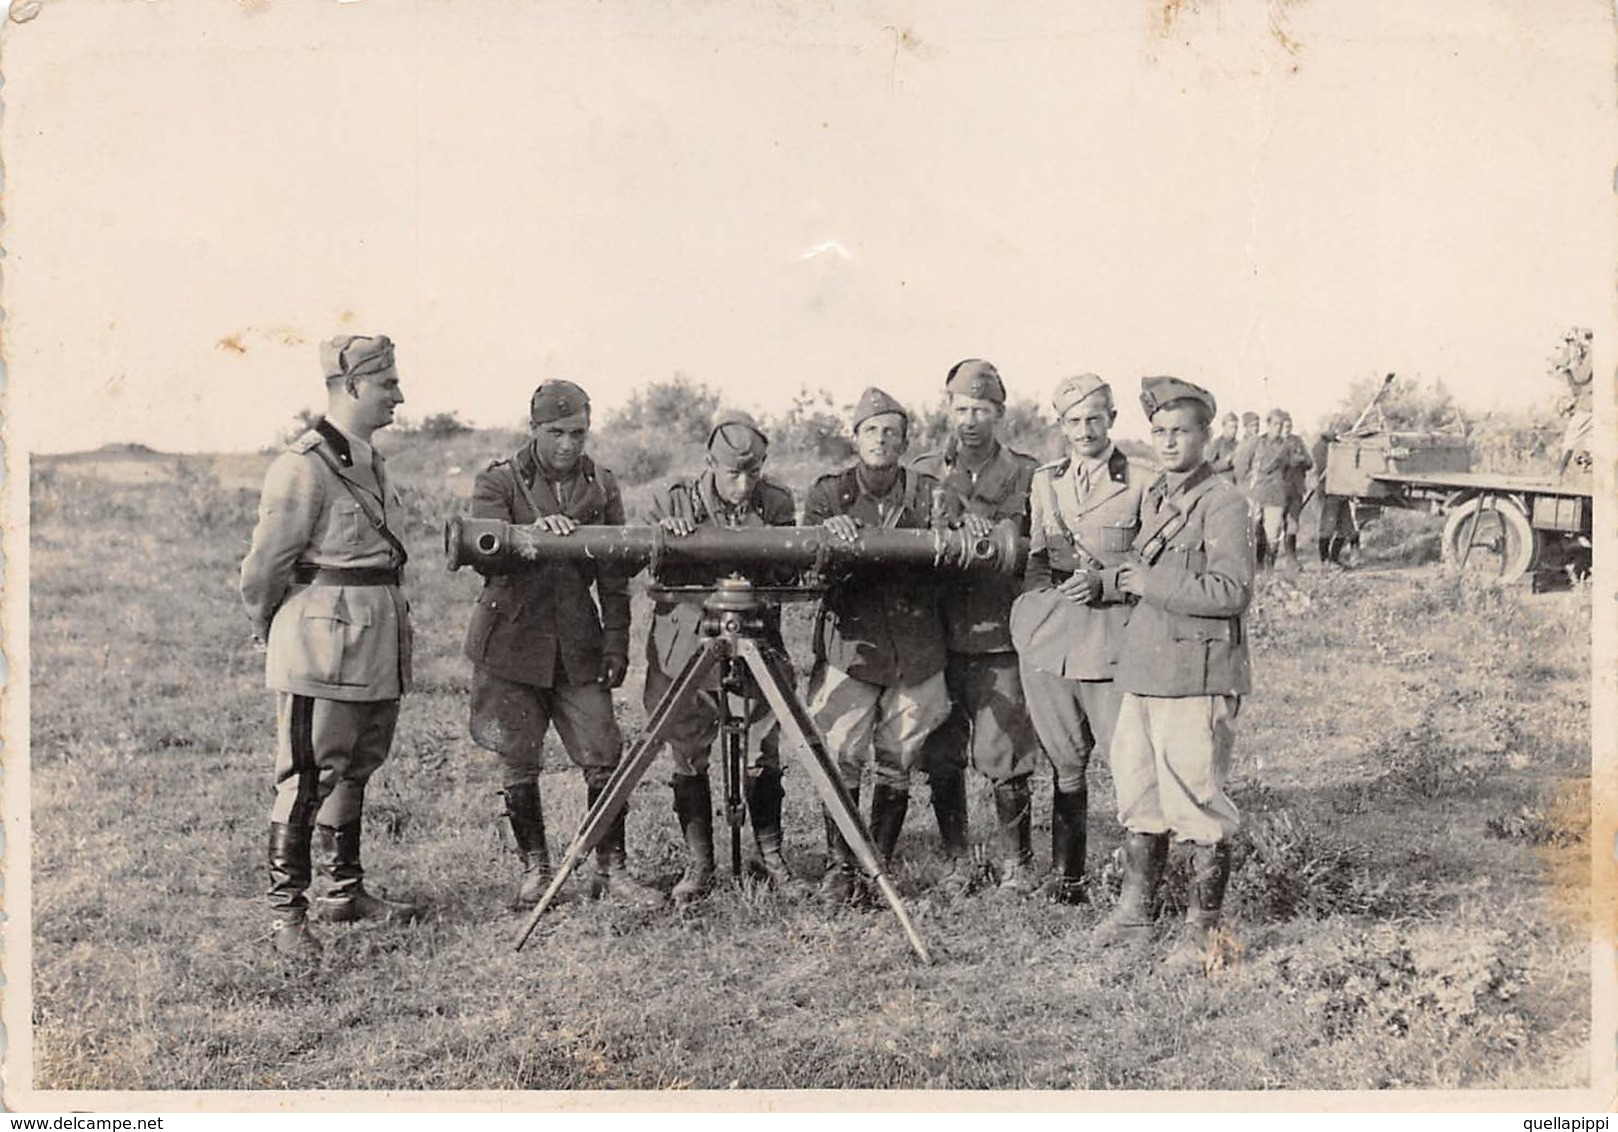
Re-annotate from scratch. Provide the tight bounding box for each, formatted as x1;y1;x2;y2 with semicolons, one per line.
24;439;1594;1092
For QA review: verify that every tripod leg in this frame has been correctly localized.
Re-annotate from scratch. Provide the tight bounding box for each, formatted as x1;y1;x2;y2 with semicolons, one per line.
514;643;724;950
737;640;932;965
718;658;747;878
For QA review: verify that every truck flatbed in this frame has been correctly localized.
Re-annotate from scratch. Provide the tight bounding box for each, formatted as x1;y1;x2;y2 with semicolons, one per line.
1366;469;1593;499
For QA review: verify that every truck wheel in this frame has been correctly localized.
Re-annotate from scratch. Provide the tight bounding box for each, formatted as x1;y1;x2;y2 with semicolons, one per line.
1441;495;1537;582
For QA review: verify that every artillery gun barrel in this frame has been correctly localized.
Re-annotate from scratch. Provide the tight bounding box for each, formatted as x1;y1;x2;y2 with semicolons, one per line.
445;518;1028;578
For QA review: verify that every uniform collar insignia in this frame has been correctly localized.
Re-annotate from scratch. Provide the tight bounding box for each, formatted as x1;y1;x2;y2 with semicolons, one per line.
315;417;354;468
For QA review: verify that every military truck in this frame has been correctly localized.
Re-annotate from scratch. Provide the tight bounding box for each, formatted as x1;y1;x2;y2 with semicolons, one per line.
1322;379;1592;585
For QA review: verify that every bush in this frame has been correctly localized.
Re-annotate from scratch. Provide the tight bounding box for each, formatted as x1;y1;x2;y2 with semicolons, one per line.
764;387;854;462
607;375;721;446
412;411;473;439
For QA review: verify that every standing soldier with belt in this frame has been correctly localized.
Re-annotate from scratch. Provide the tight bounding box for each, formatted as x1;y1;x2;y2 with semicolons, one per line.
1095;377;1254;972
463;380;662;910
805;387;952;907
240;334;423;959
910;359;1040;898
1009;374;1149;904
642;411;803;902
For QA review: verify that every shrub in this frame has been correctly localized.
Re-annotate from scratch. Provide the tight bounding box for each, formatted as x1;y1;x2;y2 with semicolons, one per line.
412;411;473;439
607;375;721;447
765;387;854;462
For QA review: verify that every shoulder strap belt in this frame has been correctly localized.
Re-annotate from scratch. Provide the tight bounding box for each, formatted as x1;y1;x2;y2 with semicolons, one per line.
306;445;409;569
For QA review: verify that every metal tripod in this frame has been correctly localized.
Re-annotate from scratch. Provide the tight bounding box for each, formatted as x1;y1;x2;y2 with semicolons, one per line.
514;577;932;963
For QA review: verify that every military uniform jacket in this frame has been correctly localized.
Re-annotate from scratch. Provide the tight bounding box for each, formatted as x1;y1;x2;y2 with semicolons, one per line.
240;420;412;702
1243;435;1304;507
462;445;630;689
1009;446;1147;681
909;439;1037;655
642;470;797;675
1282;436;1313;505
1206;435;1239;480
804;464;947;687
1101;463;1253;698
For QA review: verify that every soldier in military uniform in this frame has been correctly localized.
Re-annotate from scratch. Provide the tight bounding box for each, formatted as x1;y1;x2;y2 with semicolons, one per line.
240;334;423;959
1206;412;1240;480
1238;409;1305;570
909;360;1040;898
1093;377;1254;972
463;380;662;909
1232;411;1266;564
805;387;951;907
1278;412;1314;567
1310;422;1357;568
1009;374;1149;904
1554;327;1594;479
642;411;803;902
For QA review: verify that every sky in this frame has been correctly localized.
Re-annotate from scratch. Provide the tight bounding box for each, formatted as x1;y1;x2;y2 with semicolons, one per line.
3;0;1613;453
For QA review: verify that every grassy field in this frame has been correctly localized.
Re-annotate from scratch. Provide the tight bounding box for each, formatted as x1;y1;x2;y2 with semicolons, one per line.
23;436;1596;1093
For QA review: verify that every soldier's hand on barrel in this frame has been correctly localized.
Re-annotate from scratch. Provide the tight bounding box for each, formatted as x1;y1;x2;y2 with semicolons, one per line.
599;654;627;689
1116;564;1146;597
534;513;578;536
959;512;994;541
658;515;697;538
823;515;861;542
1056;570;1101;604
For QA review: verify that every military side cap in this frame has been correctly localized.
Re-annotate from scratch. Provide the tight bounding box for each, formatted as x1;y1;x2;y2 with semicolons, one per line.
1139;376;1217;419
1241;411;1260;425
320;334;395;381
852;386;908;431
944;359;1006;404
1052;373;1109;416
707;410;769;471
530;380;591;424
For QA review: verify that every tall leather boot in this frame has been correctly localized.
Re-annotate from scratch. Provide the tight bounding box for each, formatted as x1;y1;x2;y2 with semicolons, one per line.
268;821;320;958
1317;536;1333;567
670;773;716;904
503;781;559;910
1166;841;1233;972
818;783;860;908
992;777;1037;896
311;820;424;923
930;772;974;899
1282;532;1301;571
746;768;804;894
1094;830;1169;948
587;782;665;908
869;783;910;870
1047;784;1089;905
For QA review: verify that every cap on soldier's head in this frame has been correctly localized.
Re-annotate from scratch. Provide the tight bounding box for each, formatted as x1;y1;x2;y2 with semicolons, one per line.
530;380;591;426
707;410;769;471
852;386;909;432
1222;411;1239;425
1139;376;1217;422
320;335;395;382
944;359;1006;404
1241;411;1260;425
1052;373;1110;416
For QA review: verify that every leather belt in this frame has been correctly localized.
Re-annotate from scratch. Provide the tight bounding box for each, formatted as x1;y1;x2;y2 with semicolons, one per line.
293;566;401;586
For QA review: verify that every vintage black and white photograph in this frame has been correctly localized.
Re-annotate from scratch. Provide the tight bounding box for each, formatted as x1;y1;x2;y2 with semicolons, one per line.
2;0;1613;1111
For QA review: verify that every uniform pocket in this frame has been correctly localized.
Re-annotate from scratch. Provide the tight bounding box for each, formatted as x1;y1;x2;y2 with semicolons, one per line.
299;589;351;684
330;499;366;546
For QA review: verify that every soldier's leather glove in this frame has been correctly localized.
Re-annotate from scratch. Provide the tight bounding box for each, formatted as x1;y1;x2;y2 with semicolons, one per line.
599;654;628;689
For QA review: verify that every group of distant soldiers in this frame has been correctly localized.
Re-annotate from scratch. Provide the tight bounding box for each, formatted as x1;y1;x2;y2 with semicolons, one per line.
240;336;1261;976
